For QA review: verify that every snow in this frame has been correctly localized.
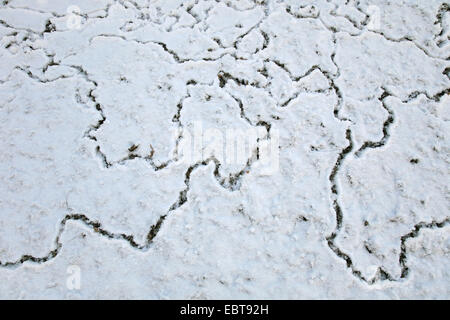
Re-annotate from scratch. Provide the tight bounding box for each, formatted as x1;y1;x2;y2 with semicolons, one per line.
0;0;449;299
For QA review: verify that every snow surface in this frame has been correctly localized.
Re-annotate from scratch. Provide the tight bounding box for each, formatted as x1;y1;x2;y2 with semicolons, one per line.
0;0;449;299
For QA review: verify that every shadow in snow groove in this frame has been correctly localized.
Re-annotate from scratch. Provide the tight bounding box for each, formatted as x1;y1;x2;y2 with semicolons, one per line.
0;151;265;268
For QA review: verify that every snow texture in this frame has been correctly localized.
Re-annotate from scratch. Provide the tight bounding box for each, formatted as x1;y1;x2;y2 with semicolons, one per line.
0;0;449;299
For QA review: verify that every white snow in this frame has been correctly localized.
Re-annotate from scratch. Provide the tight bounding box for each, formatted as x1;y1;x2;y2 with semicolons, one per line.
0;0;449;299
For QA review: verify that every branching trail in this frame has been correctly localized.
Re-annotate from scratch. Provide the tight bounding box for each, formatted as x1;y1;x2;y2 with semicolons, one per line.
326;91;450;284
0;1;449;291
354;89;394;158
318;2;450;281
0;154;263;268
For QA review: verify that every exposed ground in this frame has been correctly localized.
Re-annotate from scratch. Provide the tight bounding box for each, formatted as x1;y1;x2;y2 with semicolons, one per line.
0;0;449;299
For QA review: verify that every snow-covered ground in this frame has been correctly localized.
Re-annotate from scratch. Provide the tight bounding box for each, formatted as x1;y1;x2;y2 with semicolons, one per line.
0;0;449;299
